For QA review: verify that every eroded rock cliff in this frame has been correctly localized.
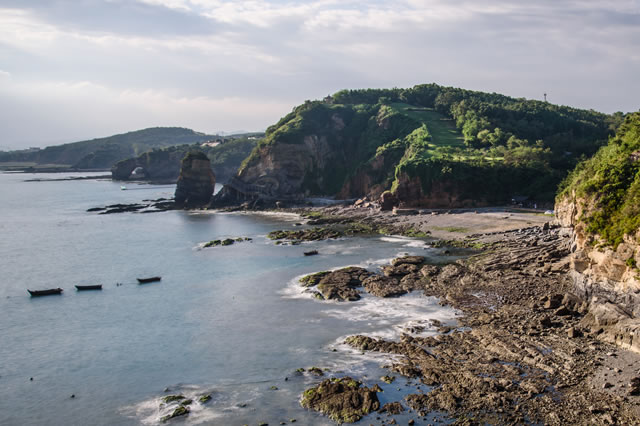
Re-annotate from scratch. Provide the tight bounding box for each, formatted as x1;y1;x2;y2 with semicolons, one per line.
557;112;640;352
174;151;216;207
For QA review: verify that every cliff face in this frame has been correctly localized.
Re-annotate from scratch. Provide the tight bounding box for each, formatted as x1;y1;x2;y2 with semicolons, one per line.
111;150;184;181
215;102;422;204
393;174;489;208
112;138;257;183
556;113;640;352
557;194;640;352
174;151;216;207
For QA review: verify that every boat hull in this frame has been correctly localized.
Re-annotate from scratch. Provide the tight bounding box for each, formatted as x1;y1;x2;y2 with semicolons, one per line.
75;285;102;290
137;276;162;284
28;288;63;296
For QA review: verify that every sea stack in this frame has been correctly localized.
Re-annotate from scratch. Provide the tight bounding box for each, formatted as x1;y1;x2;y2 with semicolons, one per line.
174;151;216;207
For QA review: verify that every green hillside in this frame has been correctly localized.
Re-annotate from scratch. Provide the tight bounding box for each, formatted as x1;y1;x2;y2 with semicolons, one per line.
0;127;215;169
237;84;619;204
558;112;640;247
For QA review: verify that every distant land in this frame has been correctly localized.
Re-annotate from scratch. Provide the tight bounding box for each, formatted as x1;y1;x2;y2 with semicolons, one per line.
0;127;260;172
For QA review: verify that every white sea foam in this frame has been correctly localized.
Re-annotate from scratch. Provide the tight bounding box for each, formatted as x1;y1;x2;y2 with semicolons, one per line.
123;385;222;425
321;293;457;337
278;257;397;300
123;384;263;425
378;236;429;249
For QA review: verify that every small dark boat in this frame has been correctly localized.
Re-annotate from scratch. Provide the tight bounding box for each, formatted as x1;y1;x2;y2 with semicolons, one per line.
137;276;162;284
28;288;63;297
75;285;102;291
304;250;319;256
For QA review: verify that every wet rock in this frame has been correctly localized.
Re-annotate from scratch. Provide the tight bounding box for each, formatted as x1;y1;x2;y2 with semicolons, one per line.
420;265;440;278
392;256;425;266
381;375;395;384
162;395;185;403
380;402;404;415
382;264;419;277
198;394;212;403
300;377;380;423
299;271;330;287
362;275;406;298
308;367;324;377
267;227;342;242
316;267;370;301
399;273;424;292
161;406;189;422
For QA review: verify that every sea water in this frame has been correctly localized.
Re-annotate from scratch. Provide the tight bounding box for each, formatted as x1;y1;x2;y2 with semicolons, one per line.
0;172;459;425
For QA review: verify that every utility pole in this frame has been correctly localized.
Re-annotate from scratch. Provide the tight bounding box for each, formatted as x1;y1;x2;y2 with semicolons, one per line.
544;93;547;102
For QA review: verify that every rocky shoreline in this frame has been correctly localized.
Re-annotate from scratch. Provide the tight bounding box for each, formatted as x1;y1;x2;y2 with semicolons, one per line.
290;206;640;424
83;190;640;423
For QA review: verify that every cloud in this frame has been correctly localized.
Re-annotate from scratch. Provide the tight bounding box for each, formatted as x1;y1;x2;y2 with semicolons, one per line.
0;78;293;146
0;0;638;147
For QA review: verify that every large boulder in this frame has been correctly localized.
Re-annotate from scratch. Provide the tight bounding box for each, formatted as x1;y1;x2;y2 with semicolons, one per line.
316;267;371;301
174;151;216;207
379;190;399;211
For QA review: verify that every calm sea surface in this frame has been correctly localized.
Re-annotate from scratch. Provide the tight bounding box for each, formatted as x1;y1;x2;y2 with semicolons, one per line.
0;172;458;425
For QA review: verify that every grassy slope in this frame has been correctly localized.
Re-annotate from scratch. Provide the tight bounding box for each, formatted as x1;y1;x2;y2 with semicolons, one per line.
390;103;464;148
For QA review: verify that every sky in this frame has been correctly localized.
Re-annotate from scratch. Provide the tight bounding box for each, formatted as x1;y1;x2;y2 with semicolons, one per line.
0;0;639;149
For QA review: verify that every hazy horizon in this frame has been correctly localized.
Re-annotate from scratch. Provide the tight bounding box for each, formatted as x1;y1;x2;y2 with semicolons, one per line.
1;0;639;149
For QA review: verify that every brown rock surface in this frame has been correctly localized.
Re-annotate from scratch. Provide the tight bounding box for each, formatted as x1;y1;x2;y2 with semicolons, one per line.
342;228;640;424
300;377;380;423
174;151;215;207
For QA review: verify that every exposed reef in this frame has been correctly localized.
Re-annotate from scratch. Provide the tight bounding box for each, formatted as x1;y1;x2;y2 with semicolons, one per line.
300;377;380;423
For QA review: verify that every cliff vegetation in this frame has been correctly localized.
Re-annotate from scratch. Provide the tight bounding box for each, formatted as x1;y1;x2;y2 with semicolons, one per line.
233;84;620;205
558;112;640;248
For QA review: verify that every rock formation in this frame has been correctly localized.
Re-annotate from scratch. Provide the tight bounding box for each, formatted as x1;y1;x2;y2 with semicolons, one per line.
557;194;640;352
174;151;216;207
556;112;640;352
300;377;380;423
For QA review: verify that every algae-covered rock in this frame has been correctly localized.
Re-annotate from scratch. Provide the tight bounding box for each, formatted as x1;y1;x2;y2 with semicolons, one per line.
198;394;212;403
300;377;380;423
391;256;425;266
221;238;234;246
381;375;395;384
308;367;324;376
299;271;330;287
267;227;342;242
162;394;185;403
161;405;190;422
380;401;404;414
203;240;222;248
